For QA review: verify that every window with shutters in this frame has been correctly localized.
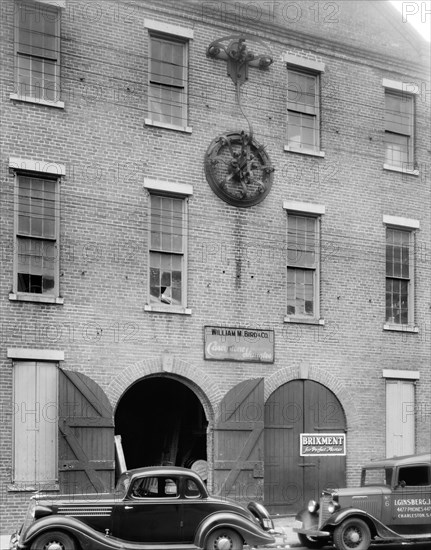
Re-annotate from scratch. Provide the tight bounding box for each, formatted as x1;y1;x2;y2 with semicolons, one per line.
384;90;414;171
13;1;62;106
12;361;58;489
12;172;61;302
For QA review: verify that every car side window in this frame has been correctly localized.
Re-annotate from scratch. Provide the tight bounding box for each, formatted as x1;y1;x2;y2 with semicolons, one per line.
184;478;202;499
131;476;179;498
397;466;430;487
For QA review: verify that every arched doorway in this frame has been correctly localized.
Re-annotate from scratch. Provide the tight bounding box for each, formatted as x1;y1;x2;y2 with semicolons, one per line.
115;376;208;474
264;380;347;514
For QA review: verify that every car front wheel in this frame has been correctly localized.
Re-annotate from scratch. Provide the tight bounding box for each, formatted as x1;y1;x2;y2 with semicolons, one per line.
298;532;328;548
333;518;371;550
30;531;77;550
205;528;243;550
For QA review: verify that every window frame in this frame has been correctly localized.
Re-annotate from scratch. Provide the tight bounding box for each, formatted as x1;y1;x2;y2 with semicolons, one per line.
144;20;193;133
384;88;415;172
10;169;62;304
11;360;59;490
284;207;323;324
144;179;192;315
12;0;63;108
385;225;415;328
285;67;323;156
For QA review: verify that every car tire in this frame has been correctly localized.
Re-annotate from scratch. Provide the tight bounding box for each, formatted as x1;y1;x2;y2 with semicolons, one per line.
30;530;77;550
298;532;328;548
333;518;371;550
205;528;243;549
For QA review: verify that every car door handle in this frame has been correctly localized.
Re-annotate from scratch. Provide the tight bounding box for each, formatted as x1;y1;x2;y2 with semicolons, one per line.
124;506;134;510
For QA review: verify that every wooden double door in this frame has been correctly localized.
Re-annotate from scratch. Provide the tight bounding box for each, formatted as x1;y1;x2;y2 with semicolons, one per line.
264;380;347;514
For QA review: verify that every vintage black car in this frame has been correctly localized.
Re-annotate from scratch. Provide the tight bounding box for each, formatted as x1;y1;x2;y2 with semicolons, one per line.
10;465;275;550
294;453;431;550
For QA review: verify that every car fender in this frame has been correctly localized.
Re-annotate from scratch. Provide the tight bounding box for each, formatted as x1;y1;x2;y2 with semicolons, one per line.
19;515;152;550
193;511;275;548
322;508;393;538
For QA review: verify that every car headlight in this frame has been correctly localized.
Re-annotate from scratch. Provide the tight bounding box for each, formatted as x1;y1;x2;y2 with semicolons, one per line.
328;500;340;514
307;499;319;513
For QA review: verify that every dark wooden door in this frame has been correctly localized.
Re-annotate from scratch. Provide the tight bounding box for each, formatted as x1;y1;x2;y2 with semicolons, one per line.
264;380;346;514
213;378;264;502
58;369;115;495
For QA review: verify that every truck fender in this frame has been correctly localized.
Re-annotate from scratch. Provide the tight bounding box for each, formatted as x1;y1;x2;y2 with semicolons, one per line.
193;511;275;548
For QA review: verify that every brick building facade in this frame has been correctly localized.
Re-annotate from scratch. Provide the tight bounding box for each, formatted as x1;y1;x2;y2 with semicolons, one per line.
0;0;430;534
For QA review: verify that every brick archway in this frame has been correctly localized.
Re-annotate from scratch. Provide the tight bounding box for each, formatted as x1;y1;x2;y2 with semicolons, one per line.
107;355;221;425
264;363;359;429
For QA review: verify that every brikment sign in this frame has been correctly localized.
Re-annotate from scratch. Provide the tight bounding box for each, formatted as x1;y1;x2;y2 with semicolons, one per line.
300;433;346;456
204;326;274;363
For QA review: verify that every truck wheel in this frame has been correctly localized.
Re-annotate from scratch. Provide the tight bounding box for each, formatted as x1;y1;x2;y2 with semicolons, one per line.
205;528;243;549
30;531;77;550
334;518;371;550
298;533;328;548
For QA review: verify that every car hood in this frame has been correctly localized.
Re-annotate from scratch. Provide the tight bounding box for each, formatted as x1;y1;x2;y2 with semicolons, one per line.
33;493;118;506
327;486;392;497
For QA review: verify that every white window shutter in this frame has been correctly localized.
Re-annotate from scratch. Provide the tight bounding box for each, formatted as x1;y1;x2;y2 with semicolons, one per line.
386;379;415;458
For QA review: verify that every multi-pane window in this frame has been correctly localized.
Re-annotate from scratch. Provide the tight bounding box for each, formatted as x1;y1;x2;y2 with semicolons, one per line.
13;361;58;485
386;227;413;325
148;34;187;127
287;70;320;152
149;195;185;306
384;90;414;169
286;214;319;317
15;1;61;102
15;174;59;296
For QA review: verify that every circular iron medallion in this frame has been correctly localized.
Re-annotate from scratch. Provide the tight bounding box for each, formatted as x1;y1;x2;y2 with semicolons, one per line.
204;131;274;207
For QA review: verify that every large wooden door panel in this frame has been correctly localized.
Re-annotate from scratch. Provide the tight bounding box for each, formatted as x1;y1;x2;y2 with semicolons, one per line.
214;378;264;502
59;370;115;495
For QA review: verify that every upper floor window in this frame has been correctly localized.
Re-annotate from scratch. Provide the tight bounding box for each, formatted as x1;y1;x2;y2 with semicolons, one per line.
385;227;414;325
384;90;414;170
144;178;192;314
14;1;61;105
286;69;320;154
148;34;188;128
9;159;64;304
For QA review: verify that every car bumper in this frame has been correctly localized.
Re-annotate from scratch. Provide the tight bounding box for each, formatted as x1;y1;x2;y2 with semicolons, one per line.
293;527;330;537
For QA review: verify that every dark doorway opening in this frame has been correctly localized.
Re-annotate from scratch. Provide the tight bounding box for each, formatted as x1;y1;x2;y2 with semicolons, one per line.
115;376;208;473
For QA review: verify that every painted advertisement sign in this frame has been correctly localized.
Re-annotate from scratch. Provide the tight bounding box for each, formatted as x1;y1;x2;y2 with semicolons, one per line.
300;433;346;456
204;326;274;363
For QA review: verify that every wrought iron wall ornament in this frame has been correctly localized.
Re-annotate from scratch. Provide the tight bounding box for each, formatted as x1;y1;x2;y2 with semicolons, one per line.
204;130;274;208
205;35;275;207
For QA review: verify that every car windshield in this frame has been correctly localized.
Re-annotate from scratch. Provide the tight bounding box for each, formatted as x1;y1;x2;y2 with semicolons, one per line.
361;467;393;486
114;474;130;500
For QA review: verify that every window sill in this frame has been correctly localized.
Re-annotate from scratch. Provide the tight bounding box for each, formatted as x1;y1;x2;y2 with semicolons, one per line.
383;164;419;176
383;323;419;333
144;304;192;315
284;317;324;325
8;483;59;492
9;293;64;305
10;94;65;109
284;146;325;158
144;118;192;134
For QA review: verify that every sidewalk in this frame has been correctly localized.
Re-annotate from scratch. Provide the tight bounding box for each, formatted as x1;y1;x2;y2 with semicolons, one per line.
0;535;9;550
